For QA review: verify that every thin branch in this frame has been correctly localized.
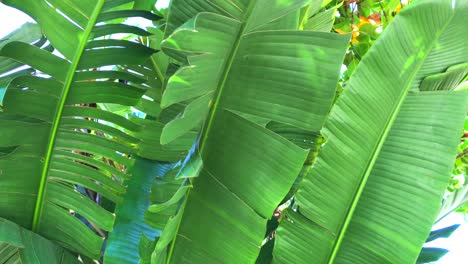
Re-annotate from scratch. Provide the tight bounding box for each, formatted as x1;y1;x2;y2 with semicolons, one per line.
457;150;468;159
87;219;106;238
379;0;389;23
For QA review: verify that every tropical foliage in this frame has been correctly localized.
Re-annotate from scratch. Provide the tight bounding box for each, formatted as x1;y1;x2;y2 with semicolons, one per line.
0;0;163;260
0;0;467;263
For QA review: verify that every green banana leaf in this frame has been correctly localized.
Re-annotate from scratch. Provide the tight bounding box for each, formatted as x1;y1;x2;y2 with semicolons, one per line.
426;224;460;243
300;1;341;32
134;0;157;10
416;224;460;263
0;22;42;102
0;0;161;259
103;7;193;260
0;218;82;263
303;7;338;32
273;0;468;263
0;22;41;75
438;184;468;222
146;0;350;262
0;23;41;49
416;247;449;264
104;159;174;264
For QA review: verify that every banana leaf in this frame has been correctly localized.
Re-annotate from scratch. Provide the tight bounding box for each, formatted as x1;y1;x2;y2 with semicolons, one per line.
273;0;468;263
0;0;161;259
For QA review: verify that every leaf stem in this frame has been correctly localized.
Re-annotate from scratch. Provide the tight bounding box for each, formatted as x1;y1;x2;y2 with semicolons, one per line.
379;0;390;24
456;150;468;159
32;0;106;231
165;2;258;262
327;11;454;264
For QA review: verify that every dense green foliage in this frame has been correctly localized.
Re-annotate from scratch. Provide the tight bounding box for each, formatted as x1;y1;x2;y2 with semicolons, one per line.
0;0;467;263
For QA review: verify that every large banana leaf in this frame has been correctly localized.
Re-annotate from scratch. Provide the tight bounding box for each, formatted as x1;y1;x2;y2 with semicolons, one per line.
0;0;161;259
146;0;350;263
0;218;82;263
273;0;468;263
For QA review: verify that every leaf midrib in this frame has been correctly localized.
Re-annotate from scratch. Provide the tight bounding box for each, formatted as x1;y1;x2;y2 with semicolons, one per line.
31;0;106;231
165;2;258;262
326;11;455;264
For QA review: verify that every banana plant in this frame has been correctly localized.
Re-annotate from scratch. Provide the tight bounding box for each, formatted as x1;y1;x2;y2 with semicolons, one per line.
0;0;163;260
272;0;468;263
143;0;350;263
1;0;467;263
